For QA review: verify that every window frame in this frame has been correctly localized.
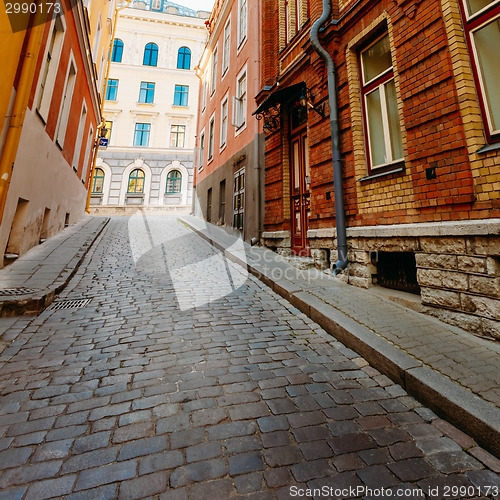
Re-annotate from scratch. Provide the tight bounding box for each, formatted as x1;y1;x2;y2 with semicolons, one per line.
177;46;192;70
198;129;205;171
143;42;159;66
112;39;124;63
173;84;189;107
233;167;245;231
208;113;215;162
359;33;404;173
105;79;119;101
233;66;247;133
170;124;186;148
128;168;145;194
138;81;155;104
166;169;182;194
133;122;151;147
220;94;229;149
458;0;500;142
222;18;231;77
237;0;247;49
211;46;218;96
92;167;105;194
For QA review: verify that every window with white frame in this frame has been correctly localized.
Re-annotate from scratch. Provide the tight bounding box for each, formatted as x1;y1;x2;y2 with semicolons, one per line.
139;82;155;103
459;0;500;141
55;58;77;147
72;101;87;171
199;131;205;169
201;78;207;111
134;123;151;146
360;33;403;171
208;115;215;160
220;97;228;147
222;19;231;75
36;15;65;122
233;69;247;129
238;0;247;46
211;47;218;94
170;125;185;148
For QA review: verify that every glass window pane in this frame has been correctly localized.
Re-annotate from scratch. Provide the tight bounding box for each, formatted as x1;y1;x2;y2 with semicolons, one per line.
366;87;387;167
465;0;497;15
473;18;500;132
362;35;392;84
385;80;404;161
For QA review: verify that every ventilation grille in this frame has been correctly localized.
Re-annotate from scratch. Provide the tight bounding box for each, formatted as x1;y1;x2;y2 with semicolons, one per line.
49;299;91;310
0;288;39;296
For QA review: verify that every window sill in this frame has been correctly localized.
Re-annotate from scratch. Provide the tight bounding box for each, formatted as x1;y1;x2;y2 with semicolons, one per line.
359;164;405;182
137;102;155;106
172;105;189;109
476;141;500;154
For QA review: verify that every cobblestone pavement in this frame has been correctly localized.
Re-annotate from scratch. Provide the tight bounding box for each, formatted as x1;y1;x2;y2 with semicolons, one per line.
0;216;499;500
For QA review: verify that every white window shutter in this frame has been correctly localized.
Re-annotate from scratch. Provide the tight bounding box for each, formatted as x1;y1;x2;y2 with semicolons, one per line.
232;96;238;127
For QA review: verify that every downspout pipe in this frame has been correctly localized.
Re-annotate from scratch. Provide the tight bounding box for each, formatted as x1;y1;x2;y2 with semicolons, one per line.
310;0;348;275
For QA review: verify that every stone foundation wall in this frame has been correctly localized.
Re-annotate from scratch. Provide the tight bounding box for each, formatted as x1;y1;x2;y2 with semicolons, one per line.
299;221;500;339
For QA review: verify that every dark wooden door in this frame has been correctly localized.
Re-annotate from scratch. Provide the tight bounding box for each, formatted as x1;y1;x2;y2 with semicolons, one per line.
290;132;310;255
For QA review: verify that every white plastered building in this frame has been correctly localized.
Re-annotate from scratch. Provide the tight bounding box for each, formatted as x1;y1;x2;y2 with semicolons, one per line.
92;1;209;214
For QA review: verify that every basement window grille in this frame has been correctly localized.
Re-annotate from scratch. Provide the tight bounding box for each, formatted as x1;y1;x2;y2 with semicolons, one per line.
376;252;420;295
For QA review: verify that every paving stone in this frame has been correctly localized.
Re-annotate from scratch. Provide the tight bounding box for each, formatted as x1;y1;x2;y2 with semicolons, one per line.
207;420;256;440
263;445;303;467
73;431;110;454
427;451;483;474
0;447;33;469
74;460;138;490
357;464;400;488
25;475;76;500
333;452;365;472
368;427;412;446
139;450;184;475
290;459;334;482
188;478;235;500
113;422;154;443
0;460;63;488
32;439;73;461
186;442;222;462
263;467;293;488
118;472;167;500
358;447;392;466
62;447;119;474
388;458;440;481
257;415;289;433
224;436;261;454
233;472;263;494
0;488;27;500
169;459;227;487
292;425;331;443
261;430;290;448
228;451;265;475
64;484;118;500
328;420;362;437
328;433;376;455
389;441;424;460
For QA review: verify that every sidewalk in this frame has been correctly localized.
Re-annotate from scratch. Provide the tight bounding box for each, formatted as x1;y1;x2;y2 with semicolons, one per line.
180;215;500;457
0;216;109;316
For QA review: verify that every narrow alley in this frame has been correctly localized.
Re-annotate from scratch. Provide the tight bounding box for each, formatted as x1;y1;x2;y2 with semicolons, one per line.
0;216;498;499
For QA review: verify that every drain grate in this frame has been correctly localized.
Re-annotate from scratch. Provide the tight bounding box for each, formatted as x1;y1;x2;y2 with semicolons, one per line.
0;288;39;296
49;298;91;310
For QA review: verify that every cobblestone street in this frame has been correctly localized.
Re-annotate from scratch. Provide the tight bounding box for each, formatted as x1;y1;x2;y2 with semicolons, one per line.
0;216;499;500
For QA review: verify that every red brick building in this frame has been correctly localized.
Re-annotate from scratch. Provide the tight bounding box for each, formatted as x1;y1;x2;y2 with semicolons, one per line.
194;0;264;242
256;0;499;336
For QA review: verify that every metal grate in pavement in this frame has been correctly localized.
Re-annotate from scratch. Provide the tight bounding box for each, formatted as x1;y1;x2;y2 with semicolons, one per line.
49;298;91;310
0;288;39;296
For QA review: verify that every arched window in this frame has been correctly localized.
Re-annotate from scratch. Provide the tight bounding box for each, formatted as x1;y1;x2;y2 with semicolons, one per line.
177;47;191;70
166;170;182;193
92;168;105;193
128;169;145;193
111;39;124;62
143;43;158;66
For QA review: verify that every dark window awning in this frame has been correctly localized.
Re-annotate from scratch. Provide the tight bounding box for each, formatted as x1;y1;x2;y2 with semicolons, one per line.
253;82;306;116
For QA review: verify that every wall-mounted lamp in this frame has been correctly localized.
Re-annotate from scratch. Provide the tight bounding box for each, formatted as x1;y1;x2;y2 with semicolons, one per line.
255;105;281;133
299;88;325;118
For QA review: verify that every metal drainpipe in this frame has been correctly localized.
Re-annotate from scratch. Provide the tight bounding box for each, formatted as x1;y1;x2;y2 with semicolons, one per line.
310;0;348;275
